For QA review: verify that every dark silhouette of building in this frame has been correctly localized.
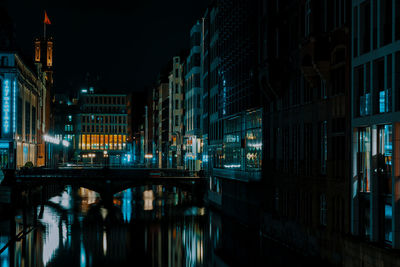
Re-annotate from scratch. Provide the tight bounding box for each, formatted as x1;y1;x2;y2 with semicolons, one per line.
259;0;352;264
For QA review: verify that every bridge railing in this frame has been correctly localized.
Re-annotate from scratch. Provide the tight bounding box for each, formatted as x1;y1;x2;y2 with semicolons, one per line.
15;166;204;179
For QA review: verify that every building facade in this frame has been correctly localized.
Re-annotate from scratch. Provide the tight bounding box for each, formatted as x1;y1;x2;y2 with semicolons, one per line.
75;90;132;166
0;53;48;169
168;56;184;169
184;22;203;172
203;0;263;225
258;0;352;263
351;0;400;248
156;78;170;169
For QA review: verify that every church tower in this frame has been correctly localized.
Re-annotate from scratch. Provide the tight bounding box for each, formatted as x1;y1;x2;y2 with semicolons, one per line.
34;36;54;88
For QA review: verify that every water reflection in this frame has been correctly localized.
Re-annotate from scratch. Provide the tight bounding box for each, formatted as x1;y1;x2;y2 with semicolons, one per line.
0;185;209;267
0;184;309;267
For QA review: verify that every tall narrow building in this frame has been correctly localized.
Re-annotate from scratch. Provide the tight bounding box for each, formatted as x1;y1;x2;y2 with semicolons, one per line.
168;56;185;169
184;22;203;172
204;0;263;225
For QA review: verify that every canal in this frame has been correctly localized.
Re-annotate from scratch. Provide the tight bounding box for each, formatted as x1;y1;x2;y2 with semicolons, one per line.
0;184;318;266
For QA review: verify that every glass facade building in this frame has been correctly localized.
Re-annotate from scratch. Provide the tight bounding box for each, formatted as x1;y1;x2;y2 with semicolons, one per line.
351;0;400;248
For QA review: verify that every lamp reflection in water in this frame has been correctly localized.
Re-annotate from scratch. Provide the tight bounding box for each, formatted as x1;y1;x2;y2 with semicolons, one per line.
143;190;154;211
121;188;133;223
103;231;107;256
38;206;61;266
182;220;204;266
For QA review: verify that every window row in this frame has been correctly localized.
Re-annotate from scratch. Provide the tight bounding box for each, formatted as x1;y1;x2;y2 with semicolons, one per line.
82;124;127;134
354;0;400;57
83;96;126;105
81;115;127;124
79;134;127;151
354;53;400;117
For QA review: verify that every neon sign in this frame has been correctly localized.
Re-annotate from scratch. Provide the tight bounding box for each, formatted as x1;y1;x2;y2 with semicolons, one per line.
3;80;11;134
13;80;16;133
43;135;60;145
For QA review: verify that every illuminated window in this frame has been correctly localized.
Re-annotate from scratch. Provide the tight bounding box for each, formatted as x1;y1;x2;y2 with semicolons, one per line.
118;135;122;150
82;135;86;150
91;135;96;150
105;135;109;149
114;135;118;150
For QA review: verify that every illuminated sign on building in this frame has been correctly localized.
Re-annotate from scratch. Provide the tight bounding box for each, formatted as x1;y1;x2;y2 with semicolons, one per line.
3;80;11;134
13;81;16;133
43;135;60;145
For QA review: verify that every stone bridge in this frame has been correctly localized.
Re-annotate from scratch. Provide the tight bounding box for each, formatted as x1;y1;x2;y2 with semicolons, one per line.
2;168;207;205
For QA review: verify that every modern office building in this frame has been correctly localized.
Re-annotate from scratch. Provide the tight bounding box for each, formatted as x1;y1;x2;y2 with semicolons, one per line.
351;0;400;249
184;22;203;172
201;11;210;178
74;89;132;166
205;4;224;201
203;0;263;224
168;56;185;169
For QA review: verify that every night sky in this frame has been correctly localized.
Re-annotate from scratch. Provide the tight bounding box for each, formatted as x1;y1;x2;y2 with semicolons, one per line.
5;0;209;94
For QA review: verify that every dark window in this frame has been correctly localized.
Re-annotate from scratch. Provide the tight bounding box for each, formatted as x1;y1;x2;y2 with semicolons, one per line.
380;0;392;46
1;56;8;67
353;7;358;56
360;1;370;54
396;0;400;40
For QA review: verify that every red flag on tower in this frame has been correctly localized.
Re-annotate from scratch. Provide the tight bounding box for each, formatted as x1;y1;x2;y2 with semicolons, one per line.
44;11;51;25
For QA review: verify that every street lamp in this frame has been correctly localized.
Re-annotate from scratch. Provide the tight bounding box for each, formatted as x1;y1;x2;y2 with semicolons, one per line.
88;153;96;166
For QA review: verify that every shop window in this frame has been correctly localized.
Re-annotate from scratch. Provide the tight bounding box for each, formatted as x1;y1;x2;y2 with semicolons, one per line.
385;201;393;243
377;124;392;195
357;127;371;192
223;116;241;169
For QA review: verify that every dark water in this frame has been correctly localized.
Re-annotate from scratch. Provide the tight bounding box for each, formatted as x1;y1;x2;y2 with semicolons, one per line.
0;185;312;267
